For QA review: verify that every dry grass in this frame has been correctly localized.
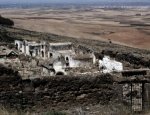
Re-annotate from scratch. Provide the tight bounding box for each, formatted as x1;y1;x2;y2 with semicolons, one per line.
0;107;66;115
0;107;21;115
0;8;149;50
64;103;132;115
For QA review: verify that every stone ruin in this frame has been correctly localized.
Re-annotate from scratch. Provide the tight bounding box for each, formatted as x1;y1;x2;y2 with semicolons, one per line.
13;40;125;78
1;39;150;113
1;64;150;113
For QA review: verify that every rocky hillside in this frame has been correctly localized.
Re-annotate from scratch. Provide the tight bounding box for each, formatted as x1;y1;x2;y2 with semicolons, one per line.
0;25;149;114
0;25;150;69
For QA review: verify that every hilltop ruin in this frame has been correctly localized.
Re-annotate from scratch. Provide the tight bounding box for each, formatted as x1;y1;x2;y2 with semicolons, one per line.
0;26;150;113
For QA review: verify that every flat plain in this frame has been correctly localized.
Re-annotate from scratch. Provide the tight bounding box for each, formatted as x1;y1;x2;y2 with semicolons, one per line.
0;7;150;49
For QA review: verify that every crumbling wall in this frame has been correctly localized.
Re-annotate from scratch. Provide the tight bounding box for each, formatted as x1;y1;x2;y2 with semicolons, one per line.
0;71;122;110
101;50;150;68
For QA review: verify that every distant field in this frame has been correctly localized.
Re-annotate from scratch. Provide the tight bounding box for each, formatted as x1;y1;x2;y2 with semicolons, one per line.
0;7;150;49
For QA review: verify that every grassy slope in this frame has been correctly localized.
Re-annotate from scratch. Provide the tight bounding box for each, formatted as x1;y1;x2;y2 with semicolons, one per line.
1;26;149;114
1;25;150;68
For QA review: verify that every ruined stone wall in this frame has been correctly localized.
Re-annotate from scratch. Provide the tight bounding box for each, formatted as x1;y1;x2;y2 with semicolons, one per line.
102;50;150;68
0;67;122;110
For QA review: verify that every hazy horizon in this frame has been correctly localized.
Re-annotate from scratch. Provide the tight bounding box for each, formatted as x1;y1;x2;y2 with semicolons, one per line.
0;0;150;4
0;0;150;8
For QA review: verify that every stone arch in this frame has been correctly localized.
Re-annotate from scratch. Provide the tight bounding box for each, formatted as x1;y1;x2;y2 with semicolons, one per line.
66;57;69;61
56;71;64;76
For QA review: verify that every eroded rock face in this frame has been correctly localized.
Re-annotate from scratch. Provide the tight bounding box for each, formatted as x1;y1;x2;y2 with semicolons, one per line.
0;67;121;110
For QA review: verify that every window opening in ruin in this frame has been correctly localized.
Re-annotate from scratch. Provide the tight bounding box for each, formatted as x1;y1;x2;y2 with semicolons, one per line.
2;48;6;51
20;43;22;48
49;64;53;67
15;43;18;50
29;51;33;57
99;55;103;60
66;62;69;67
58;56;60;61
36;49;38;56
66;57;69;61
42;45;44;49
41;51;44;57
50;53;53;58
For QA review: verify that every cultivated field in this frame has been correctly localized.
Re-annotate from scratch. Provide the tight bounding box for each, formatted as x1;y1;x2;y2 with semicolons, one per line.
0;7;150;49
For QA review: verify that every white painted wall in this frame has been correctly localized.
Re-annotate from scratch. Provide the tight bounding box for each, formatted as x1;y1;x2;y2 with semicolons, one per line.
15;40;24;53
99;56;123;73
15;40;21;49
48;51;61;59
68;57;92;68
53;61;66;75
69;57;81;67
25;45;30;55
92;53;96;64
